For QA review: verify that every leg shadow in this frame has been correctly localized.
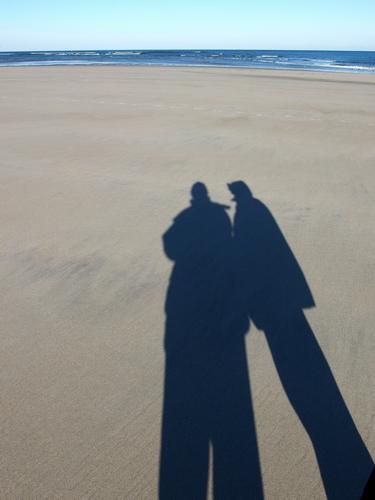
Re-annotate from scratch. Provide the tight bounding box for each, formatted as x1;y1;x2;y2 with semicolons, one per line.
159;338;262;500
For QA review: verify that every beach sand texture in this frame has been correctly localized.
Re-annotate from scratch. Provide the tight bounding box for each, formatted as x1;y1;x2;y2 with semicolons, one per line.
1;66;374;499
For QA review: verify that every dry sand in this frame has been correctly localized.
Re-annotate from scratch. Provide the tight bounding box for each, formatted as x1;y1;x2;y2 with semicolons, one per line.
0;66;374;499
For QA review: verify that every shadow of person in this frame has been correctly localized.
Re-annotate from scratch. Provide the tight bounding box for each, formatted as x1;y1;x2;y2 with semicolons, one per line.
159;182;264;500
228;180;374;500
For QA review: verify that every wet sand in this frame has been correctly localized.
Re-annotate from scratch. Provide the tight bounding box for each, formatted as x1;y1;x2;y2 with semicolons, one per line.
1;66;374;499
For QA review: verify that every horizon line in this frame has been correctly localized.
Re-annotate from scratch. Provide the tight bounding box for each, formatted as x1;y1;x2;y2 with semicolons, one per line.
1;48;375;53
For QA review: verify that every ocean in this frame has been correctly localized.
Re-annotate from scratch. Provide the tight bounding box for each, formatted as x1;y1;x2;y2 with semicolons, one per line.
1;50;375;73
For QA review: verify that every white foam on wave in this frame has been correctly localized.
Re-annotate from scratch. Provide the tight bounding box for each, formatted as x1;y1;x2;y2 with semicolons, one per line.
30;52;55;55
77;52;100;55
0;60;114;67
317;61;375;71
28;51;100;56
272;57;375;72
111;51;142;55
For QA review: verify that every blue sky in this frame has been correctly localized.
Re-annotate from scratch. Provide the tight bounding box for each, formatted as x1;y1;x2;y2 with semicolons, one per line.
1;0;374;51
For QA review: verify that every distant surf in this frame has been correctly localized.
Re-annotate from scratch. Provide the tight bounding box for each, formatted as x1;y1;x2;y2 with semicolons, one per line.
1;50;375;73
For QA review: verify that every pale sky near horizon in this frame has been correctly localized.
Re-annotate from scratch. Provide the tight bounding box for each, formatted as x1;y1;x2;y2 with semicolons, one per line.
1;0;374;52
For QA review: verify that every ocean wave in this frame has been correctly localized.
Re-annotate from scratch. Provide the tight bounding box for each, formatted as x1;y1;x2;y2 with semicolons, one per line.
273;58;334;66
77;52;100;55
139;50;179;56
0;60;116;67
29;51;100;56
317;62;375;71
31;52;55;55
269;57;375;71
111;51;142;55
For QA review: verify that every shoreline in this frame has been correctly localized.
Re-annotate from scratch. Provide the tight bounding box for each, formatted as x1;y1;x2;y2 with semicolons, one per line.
1;62;375;77
1;64;375;85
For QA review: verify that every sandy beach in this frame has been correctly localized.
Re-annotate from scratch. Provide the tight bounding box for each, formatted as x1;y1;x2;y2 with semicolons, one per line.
1;66;374;499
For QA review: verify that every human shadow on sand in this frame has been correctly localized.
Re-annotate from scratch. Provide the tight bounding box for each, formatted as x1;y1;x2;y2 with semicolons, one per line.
159;181;373;500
